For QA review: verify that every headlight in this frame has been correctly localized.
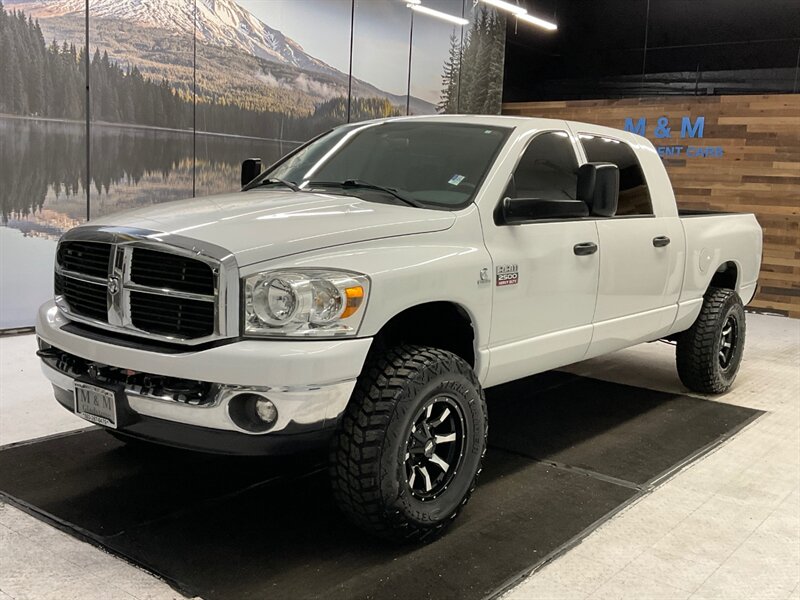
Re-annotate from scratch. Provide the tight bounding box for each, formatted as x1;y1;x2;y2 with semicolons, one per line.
243;269;369;337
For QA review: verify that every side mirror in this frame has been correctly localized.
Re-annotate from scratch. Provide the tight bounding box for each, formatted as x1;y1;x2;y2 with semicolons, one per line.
501;197;590;224
577;162;619;217
241;158;262;187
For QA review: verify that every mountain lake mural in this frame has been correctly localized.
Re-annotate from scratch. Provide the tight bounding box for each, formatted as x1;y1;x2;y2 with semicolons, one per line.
0;0;506;328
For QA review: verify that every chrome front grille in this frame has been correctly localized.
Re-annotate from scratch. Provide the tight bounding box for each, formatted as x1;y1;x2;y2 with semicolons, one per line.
54;227;238;345
54;272;108;322
130;247;215;296
129;291;215;338
57;241;112;278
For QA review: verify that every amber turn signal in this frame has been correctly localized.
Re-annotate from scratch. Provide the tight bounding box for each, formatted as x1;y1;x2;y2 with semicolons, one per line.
341;286;365;319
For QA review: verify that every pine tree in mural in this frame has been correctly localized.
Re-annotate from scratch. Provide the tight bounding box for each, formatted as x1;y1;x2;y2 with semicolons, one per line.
438;6;506;115
0;5;84;120
438;31;462;114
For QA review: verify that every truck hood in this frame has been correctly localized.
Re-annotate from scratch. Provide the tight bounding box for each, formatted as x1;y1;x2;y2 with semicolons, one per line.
91;190;456;266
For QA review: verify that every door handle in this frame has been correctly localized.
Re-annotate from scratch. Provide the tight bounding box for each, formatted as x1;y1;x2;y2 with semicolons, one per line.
653;236;671;247
573;242;598;256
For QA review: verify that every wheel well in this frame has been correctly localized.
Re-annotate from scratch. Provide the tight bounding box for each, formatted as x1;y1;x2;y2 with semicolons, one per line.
371;302;475;367
710;261;738;291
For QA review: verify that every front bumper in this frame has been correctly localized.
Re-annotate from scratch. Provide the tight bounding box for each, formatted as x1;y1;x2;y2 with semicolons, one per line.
36;301;372;454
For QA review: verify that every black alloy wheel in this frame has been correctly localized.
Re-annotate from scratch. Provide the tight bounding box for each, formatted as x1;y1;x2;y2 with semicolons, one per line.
718;315;738;369
404;396;466;501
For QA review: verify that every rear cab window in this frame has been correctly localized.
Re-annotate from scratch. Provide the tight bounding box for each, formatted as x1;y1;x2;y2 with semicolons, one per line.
578;134;653;216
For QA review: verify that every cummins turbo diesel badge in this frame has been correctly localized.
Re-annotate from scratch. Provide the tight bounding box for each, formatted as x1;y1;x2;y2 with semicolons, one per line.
496;264;519;286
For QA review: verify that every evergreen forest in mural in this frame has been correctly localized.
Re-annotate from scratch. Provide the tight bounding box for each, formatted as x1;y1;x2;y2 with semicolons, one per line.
439;7;506;115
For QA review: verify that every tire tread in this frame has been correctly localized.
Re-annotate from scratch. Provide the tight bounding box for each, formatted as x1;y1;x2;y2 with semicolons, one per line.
676;287;745;394
329;344;487;542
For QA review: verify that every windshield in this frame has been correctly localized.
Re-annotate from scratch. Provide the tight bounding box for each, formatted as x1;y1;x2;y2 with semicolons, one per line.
252;121;511;210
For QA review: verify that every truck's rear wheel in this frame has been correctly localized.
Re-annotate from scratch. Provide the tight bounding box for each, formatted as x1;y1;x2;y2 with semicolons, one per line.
329;345;487;542
676;287;746;394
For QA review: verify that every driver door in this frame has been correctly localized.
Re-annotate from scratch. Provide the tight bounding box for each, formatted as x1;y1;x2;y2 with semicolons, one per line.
483;130;600;387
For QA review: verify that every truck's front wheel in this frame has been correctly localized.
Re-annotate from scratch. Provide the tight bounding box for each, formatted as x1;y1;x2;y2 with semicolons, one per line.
329;345;487;542
676;287;746;394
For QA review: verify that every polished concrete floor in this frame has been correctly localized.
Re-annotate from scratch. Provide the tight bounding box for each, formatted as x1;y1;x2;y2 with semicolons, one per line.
1;313;798;600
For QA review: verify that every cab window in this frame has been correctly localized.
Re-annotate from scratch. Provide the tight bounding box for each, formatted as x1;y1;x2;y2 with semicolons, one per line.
505;131;579;201
579;134;653;216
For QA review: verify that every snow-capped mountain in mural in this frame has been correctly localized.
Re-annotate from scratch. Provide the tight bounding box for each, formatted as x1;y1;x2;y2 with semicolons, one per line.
7;0;435;113
8;0;339;75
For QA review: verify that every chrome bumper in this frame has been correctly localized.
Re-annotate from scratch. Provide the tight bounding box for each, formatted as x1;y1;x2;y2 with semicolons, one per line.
36;301;371;438
41;359;356;436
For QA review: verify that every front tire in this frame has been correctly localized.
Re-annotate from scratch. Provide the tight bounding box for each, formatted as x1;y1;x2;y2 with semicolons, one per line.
676;287;746;394
329;345;487;542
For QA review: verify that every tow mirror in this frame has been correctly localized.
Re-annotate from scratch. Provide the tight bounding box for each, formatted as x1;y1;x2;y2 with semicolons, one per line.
241;158;262;187
577;162;619;217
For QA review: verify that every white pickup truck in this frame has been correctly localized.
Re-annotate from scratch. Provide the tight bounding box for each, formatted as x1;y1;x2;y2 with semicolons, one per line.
36;115;762;541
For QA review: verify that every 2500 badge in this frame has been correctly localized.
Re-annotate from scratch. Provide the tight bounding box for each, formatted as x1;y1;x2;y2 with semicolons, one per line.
496;264;519;286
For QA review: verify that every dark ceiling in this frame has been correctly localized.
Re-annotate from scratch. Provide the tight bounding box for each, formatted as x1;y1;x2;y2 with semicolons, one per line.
503;0;800;101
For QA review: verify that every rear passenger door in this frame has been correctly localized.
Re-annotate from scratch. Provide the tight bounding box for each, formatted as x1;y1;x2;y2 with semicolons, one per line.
574;129;684;358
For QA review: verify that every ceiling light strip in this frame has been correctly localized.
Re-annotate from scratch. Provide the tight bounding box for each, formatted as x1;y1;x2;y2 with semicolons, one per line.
480;0;527;15
515;12;557;30
478;0;558;31
408;4;469;25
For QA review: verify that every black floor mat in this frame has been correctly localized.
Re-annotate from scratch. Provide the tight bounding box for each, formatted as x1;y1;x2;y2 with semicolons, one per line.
0;373;761;600
487;371;760;485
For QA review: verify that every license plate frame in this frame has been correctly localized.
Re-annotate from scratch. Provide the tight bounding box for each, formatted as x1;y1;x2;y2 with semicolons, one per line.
74;381;118;429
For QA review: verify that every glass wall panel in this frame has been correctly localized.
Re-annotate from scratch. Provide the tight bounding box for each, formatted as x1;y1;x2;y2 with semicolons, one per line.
195;0;352;195
459;2;506;114
87;0;195;220
408;0;464;115
0;1;87;328
350;0;415;121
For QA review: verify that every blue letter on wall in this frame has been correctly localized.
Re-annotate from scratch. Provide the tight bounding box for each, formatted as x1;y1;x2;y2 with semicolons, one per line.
624;117;647;136
680;116;705;138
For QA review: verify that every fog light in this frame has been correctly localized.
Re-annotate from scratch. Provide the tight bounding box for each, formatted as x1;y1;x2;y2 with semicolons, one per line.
255;398;278;424
228;392;279;432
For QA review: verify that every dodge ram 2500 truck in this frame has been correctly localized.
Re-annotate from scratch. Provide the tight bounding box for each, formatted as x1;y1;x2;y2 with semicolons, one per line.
36;115;762;541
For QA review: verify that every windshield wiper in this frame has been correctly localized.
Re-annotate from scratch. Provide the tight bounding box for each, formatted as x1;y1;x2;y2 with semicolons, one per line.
250;177;301;192
308;179;424;208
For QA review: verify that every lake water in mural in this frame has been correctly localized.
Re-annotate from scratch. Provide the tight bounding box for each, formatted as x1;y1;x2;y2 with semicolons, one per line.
0;116;297;328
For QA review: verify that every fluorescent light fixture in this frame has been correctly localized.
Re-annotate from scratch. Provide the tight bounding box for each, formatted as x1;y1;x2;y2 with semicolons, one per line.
409;4;469;25
515;12;558;30
480;0;526;15
405;0;421;4
479;0;558;31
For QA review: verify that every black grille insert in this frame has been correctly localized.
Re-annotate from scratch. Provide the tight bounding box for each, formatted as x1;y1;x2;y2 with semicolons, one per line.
55;241;219;340
55;273;108;322
131;248;215;295
57;241;112;279
130;291;215;338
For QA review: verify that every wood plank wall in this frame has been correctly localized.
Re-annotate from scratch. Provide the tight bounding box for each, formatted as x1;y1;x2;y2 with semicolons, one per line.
503;94;800;318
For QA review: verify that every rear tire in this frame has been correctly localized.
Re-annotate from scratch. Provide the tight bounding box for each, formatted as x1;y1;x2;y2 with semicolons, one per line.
676;287;746;394
329;345;487;542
